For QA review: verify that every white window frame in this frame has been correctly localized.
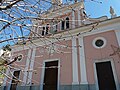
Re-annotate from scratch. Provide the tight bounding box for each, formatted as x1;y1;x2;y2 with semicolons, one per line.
16;54;23;62
92;37;107;49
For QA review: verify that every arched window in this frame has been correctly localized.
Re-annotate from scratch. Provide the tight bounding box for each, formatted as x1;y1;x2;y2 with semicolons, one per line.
53;22;57;32
55;24;57;32
61;20;65;30
42;27;45;36
66;17;69;29
46;24;50;35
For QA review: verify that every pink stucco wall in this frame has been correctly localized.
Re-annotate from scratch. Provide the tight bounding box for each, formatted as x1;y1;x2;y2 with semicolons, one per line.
83;30;120;84
6;49;29;85
31;39;73;85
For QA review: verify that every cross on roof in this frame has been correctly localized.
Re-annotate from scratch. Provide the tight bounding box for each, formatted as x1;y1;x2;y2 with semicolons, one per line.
110;45;120;59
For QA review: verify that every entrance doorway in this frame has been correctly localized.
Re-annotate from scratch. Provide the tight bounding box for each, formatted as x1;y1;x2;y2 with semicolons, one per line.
95;61;116;90
10;70;20;90
43;61;58;90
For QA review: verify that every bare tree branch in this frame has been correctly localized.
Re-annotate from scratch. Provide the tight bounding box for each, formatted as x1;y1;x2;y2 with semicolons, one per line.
0;0;23;10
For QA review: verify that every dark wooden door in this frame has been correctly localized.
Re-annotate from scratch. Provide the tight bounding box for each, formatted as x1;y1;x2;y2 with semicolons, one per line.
10;70;20;90
96;61;116;90
43;61;58;90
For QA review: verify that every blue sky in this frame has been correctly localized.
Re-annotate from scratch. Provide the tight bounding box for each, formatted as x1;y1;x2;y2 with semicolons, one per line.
83;0;120;18
63;0;120;18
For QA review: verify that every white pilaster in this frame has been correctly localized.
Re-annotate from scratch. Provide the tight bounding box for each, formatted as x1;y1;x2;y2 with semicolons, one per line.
72;37;79;84
22;49;32;85
65;20;66;30
115;30;120;46
27;48;36;85
78;36;88;84
2;69;9;86
72;10;75;29
59;21;61;31
78;9;81;26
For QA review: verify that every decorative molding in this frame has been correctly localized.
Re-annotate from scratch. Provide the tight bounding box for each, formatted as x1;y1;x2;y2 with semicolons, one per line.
82;22;120;37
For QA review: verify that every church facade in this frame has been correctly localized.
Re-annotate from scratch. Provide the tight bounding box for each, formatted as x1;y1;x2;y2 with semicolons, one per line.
1;0;120;90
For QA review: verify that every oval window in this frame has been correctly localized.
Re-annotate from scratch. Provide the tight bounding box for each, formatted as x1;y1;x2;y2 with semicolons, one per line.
93;37;106;49
17;54;23;62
